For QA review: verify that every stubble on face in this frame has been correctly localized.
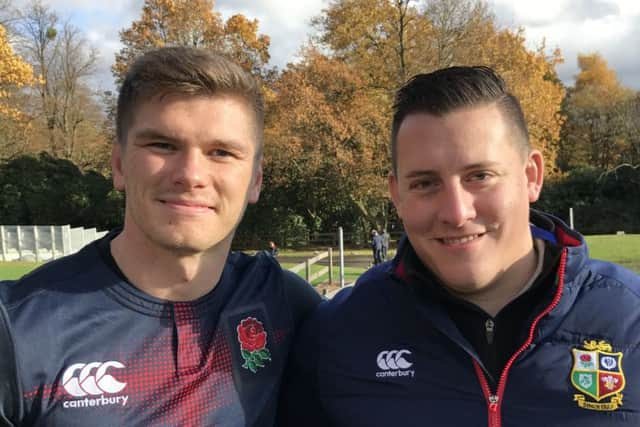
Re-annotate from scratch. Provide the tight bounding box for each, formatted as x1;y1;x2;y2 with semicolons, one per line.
390;103;543;303
112;94;263;258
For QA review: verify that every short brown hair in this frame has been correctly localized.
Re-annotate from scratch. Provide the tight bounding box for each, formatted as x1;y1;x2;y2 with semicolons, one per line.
116;47;265;156
391;66;529;174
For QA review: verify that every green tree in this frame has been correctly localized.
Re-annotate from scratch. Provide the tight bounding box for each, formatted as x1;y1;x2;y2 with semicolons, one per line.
0;152;123;228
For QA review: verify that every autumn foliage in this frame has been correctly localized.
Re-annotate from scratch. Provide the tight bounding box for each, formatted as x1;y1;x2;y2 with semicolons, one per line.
1;0;638;237
113;0;270;82
265;0;566;231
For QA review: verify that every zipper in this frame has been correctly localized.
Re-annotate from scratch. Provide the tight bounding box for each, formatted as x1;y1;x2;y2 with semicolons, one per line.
473;248;568;427
485;319;495;344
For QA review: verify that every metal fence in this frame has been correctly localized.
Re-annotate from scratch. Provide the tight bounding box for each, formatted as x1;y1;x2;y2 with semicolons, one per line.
0;225;108;262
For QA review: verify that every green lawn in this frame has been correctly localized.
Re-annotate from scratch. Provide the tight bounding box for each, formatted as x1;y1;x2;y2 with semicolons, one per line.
585;234;640;273
2;234;639;281
280;262;363;286
0;262;42;280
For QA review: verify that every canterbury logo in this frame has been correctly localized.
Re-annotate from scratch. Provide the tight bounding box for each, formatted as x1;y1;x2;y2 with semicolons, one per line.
376;350;413;370
62;361;127;397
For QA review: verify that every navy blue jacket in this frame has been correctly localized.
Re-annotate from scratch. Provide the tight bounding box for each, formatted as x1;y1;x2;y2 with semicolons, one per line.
0;231;321;427
279;214;640;426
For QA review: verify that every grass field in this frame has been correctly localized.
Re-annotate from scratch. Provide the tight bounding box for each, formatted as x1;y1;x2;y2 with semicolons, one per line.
585;234;640;272
0;262;41;280
1;234;639;281
280;262;364;286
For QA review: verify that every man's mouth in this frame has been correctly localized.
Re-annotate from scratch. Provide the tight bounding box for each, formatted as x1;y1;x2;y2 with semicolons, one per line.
437;233;484;245
159;199;214;210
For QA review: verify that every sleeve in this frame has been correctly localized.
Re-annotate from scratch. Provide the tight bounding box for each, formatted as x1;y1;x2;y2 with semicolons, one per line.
0;297;21;427
281;270;323;327
276;304;332;427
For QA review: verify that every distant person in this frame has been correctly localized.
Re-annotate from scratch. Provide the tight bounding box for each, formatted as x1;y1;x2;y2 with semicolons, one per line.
370;229;383;265
268;240;279;257
278;66;640;426
381;229;390;261
0;47;320;427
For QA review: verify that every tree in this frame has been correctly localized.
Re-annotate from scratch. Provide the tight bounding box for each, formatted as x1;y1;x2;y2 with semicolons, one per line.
558;53;636;171
464;26;565;174
0;152;124;227
113;0;270;82
314;0;433;90
0;152;124;226
0;22;35;158
425;0;493;68
265;48;390;234
16;1;106;168
274;0;565;234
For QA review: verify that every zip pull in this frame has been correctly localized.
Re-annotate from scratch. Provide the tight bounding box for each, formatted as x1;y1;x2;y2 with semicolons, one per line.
485;319;495;345
488;394;499;411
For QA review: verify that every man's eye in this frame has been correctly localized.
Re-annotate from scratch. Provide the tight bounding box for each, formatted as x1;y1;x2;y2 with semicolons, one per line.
147;142;175;151
211;149;233;157
469;172;492;181
409;180;434;190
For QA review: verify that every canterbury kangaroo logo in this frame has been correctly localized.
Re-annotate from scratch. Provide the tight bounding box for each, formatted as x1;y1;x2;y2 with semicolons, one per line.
376;350;413;370
62;361;127;397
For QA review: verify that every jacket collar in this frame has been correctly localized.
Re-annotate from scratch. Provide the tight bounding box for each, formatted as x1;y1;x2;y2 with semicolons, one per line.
390;209;590;342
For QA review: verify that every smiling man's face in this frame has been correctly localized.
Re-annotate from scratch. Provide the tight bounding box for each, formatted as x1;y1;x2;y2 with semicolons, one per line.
112;94;262;255
389;102;543;296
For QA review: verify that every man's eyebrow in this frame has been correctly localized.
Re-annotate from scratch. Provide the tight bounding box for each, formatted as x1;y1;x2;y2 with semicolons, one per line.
403;162;502;178
132;129;244;150
132;129;179;142
405;170;438;179
462;161;502;171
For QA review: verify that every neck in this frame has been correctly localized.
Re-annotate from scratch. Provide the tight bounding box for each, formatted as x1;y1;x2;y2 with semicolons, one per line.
110;230;231;302
456;238;541;317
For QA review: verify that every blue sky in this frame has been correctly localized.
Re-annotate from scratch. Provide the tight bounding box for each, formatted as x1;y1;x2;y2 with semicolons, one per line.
17;0;640;92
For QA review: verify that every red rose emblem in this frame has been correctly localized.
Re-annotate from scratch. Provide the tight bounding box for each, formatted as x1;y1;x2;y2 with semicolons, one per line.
237;317;267;352
580;354;592;362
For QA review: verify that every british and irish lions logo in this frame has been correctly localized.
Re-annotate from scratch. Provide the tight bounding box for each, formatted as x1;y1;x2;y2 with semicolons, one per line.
571;340;625;411
236;317;272;373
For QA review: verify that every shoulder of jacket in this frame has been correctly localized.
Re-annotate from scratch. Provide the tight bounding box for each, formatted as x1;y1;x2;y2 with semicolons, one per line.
313;264;394;321
0;244;99;307
582;258;640;294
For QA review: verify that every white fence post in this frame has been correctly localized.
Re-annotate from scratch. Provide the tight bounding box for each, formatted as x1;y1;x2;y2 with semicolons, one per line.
16;225;23;261
0;226;6;262
339;227;345;288
33;226;40;262
569;207;574;229
63;225;72;256
50;226;57;260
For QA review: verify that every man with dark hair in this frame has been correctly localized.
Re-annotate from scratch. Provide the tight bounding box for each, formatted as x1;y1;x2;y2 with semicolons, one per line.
370;229;383;265
0;47;320;427
279;66;640;426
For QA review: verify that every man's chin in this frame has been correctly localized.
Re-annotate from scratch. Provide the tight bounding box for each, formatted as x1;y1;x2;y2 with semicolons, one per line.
435;270;490;294
151;234;224;256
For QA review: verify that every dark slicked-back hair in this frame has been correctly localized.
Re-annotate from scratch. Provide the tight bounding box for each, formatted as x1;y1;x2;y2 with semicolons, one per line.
391;66;529;174
116;47;264;156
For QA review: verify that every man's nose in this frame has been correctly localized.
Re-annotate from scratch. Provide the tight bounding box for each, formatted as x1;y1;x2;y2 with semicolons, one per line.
437;182;476;227
173;149;206;188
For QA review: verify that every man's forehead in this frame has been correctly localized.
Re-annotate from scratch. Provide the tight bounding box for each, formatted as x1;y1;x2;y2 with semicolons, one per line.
126;94;260;140
395;113;522;176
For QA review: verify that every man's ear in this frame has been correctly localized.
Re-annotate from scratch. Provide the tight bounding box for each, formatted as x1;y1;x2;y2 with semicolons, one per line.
525;149;544;203
112;143;126;191
247;160;263;204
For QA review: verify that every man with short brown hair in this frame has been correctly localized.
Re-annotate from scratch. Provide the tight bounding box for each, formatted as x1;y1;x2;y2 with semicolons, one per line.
0;47;320;427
